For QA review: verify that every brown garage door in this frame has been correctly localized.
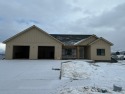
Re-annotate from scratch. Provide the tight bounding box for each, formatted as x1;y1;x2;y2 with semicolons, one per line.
38;46;55;59
13;46;30;59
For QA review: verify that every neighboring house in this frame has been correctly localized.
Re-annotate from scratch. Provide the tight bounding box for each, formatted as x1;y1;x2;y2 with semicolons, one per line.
3;25;113;61
117;55;124;60
112;51;125;60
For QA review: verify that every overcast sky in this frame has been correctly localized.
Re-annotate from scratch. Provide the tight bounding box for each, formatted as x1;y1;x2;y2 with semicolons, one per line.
0;0;125;52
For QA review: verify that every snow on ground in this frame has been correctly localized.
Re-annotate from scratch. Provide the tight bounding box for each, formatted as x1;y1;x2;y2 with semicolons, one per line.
58;86;125;94
61;61;93;79
60;60;125;94
0;60;64;94
0;60;125;94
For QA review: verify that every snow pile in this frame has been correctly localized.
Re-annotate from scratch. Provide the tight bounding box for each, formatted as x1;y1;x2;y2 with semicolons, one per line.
59;86;125;94
61;61;94;79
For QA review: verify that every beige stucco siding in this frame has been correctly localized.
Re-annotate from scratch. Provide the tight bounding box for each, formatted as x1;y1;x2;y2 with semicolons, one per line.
78;36;97;45
5;44;13;59
90;39;111;60
86;46;91;59
5;28;62;59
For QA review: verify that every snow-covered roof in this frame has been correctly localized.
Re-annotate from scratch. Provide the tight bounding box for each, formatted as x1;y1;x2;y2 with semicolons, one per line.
51;34;91;45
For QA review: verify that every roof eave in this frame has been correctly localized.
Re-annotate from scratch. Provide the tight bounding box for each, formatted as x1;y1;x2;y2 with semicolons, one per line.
3;25;36;44
88;38;113;46
74;34;98;45
100;37;113;46
3;25;64;45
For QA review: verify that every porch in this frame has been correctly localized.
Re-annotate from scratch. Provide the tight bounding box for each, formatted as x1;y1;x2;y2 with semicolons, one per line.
62;46;90;59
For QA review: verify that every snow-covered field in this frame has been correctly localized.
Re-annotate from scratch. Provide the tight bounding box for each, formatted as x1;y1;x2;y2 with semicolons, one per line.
0;60;63;94
60;61;125;94
0;60;125;94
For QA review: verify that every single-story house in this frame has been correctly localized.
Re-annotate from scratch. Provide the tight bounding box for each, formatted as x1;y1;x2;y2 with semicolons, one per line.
3;25;113;61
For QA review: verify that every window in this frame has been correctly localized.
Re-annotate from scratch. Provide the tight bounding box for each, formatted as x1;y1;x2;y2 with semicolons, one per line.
97;49;105;56
65;49;72;55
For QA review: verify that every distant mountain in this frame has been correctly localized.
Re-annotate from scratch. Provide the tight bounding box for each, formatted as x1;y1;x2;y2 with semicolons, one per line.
120;51;125;55
0;54;5;60
0;43;5;54
112;51;125;55
0;48;5;54
0;49;5;59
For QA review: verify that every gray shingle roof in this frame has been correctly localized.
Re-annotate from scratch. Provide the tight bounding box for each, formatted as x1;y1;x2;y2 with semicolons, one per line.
50;34;92;45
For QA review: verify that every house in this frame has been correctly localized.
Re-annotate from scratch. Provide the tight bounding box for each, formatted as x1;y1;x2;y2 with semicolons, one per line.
3;25;113;61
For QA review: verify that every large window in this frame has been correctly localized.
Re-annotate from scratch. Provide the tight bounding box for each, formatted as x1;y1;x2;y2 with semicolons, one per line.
65;49;72;55
97;49;105;56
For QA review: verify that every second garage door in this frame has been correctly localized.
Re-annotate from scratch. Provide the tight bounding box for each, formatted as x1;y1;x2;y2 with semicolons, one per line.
38;46;55;59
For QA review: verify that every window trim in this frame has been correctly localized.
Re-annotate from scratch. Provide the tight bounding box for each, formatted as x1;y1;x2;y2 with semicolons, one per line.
97;49;105;56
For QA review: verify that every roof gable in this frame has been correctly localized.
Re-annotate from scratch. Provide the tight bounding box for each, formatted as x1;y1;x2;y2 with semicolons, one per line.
3;25;64;44
88;37;113;46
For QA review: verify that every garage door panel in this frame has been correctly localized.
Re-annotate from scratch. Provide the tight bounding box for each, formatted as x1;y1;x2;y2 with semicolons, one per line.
13;46;30;59
38;46;55;59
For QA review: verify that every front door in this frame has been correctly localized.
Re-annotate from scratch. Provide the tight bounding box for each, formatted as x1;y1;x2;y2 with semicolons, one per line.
79;47;84;59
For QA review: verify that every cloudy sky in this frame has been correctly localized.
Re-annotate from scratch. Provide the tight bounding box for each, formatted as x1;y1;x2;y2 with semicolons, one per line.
0;0;125;52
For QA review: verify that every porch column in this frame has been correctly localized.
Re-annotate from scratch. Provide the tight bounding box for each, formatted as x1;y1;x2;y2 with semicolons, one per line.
77;46;79;59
